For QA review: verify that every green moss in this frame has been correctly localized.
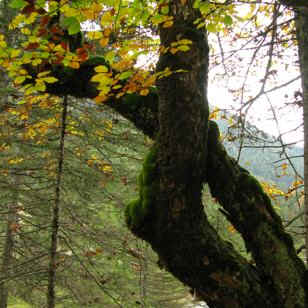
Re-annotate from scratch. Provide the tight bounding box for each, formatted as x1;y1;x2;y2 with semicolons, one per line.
125;198;144;227
239;173;263;194
125;145;159;232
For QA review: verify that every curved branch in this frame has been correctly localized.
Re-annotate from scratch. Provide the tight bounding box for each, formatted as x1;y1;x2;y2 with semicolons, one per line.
207;121;306;306
25;58;159;138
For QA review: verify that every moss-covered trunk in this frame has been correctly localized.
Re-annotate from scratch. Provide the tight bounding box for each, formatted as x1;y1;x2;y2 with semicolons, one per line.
30;1;308;306
125;2;307;307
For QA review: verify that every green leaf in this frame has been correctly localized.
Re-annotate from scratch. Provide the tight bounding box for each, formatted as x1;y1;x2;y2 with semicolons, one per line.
199;2;210;14
63;17;80;35
206;23;217;33
9;0;26;9
161;5;169;15
119;71;133;80
193;0;201;9
224;15;233;26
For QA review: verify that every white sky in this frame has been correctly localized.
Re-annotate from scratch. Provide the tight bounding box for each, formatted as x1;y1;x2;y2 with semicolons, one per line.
207;4;303;147
127;3;303;146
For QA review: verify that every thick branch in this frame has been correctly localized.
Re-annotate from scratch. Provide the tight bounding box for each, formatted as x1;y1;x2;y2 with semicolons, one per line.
207;121;306;306
279;0;308;9
26;58;159;138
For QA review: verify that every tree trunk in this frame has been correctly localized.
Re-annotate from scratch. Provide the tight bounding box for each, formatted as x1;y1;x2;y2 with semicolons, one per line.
26;2;308;306
295;7;308;265
47;96;68;308
0;197;18;308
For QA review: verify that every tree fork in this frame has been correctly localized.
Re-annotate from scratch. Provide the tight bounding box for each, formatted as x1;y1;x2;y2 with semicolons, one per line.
29;6;308;305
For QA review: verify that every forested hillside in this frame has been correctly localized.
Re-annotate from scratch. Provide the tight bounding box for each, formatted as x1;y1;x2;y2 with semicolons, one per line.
1;101;304;307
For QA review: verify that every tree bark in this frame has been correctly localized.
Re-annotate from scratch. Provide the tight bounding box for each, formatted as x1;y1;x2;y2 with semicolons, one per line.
295;6;308;266
47;95;68;308
0;198;18;308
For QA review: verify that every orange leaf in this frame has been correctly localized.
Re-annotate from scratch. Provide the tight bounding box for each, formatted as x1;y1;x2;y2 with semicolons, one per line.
40;15;50;26
78;52;88;62
103;28;112;37
53;55;65;64
99;37;109;47
61;42;69;50
69;61;80;69
37;28;48;37
94;95;108;103
50;25;64;35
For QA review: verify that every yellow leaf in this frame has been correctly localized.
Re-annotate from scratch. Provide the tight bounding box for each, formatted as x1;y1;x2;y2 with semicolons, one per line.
43;77;58;83
14;76;26;84
92;74;113;86
140;89;149;96
25;86;36;95
35;81;46;92
8;157;24;165
102;164;112;173
37;71;51;78
100;11;113;27
177;45;190;52
98;86;111;95
24;127;36;139
19;71;28;78
94;65;109;73
87;31;103;40
32;58;42;66
10;14;25;29
25;12;38;25
10;49;21;58
177;39;192;45
116;92;124;99
163;20;173;28
228;225;236;233
21;28;31;35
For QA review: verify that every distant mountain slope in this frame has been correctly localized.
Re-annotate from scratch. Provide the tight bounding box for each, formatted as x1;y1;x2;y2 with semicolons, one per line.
215;118;303;189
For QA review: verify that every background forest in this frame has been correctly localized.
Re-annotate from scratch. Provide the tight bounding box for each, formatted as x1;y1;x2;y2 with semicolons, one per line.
0;0;306;307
